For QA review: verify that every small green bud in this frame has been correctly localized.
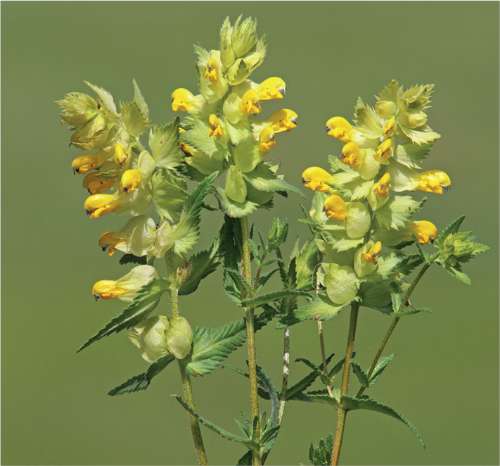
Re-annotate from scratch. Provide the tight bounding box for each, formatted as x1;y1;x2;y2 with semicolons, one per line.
231;16;258;58
56;92;99;128
402;111;428;128
345;202;371;239
267;217;288;250
129;315;170;363
70;114;114;150
375;100;397;118
220;17;236;70
166;316;193;360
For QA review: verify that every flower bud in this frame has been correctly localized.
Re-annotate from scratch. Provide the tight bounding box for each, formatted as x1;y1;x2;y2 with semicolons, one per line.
84;193;119;219
412;220;438;244
231;16;258;58
383;117;396;137
323;194;347;221
166;316;193;360
72;153;107;174
171;88;203;113
208;114;224;138
83;172;115;194
302;167;334;193
120;169;142;193
325;116;353;142
220;17;236;69
417;170;451;194
375;138;393;163
113;143;130;167
404;111;428;128
56;92;99;128
375;100;397;118
129;315;170;363
341;142;362;168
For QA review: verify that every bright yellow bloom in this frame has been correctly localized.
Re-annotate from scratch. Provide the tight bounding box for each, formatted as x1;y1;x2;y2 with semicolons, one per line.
412;220;438;244
383;117;396;137
259;126;276;152
373;173;391;198
375;138;393;162
341;142;362;168
171;88;198;112
113;143;129;167
326;116;353;143
71;153;106;174
256;77;286;100
204;56;219;82
266;109;298;133
208;114;224;137
361;241;382;263
324;194;347;221
417;170;451;194
84;194;119;219
92;280;128;300
302;167;333;193
98;231;126;256
120;169;142;193
83;172;115;194
240;89;261;115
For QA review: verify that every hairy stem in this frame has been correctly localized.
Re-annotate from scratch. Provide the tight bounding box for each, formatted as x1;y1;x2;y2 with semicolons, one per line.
317;320;334;398
356;262;431;397
278;326;291;423
330;301;360;466
240;216;262;466
171;284;208;466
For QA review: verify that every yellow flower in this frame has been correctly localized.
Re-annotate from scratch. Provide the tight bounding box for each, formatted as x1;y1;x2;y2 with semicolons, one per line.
256;77;286;100
98;231;126;256
208;114;224;137
71;153;107;174
113;143;129;167
417;170;451;194
266;109;298;133
375;138;393;162
259;126;276;153
204;56;219;82
84;194;119;219
373;173;391;198
324;194;347;221
341;142;362;168
361;241;382;263
83;172;115;194
92;280;127;300
302;167;333;193
383;117;396;137
412;220;438;244
171;88;200;112
120;169;142;193
326;116;353;143
240;89;261;115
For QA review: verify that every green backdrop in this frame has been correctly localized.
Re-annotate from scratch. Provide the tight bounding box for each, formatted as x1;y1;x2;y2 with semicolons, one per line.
2;2;498;465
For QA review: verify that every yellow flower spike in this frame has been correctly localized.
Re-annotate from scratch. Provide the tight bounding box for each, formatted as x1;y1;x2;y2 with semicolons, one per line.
373;173;391;198
325;116;353;143
92;280;127;300
171;88;197;112
120;169;142;193
256;77;286;100
240;89;261;115
208;114;224;138
341;142;362;168
259;126;276;153
412;220;438;244
98;231;126;256
417;170;451;194
83;172;115;194
84;194;119;219
113;143;129;167
204;56;219;82
71;153;106;174
361;241;383;264
375;138;393;162
383;117;396;137
323;194;348;221
302;167;334;193
267;109;298;133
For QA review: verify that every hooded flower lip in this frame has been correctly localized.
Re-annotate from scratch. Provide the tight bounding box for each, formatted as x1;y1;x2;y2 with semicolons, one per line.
361;241;382;264
72;153;107;174
412;220;438;244
171;88;203;113
256;77;286;100
204;56;220;82
326;116;353;142
92;264;158;302
259;126;276;153
417;170;451;194
208;114;224;137
341;142;362;168
83;172;116;194
84;193;120;219
302;167;334;193
267;109;298;133
240;89;261;115
375;138;393;163
324;194;347;221
383;116;396;137
98;231;126;256
120;169;142;193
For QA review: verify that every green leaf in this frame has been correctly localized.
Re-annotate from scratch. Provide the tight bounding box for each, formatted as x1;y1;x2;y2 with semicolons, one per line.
309;434;333;466
132;79;149;119
179;240;220;295
108;355;175;396
226;166;248;203
283;295;344;325
294;240;320;290
175;396;255;448
351;362;369;387
216;187;259;218
240;289;310;308
369;354;394;385
77;279;166;352
394;143;432;169
121;101;149;137
85;81;117;114
233;137;262;173
151;168;188;222
399;125;440;146
435;216;465;246
342;395;425;448
149;118;183;169
244;164;303;196
445;266;471;285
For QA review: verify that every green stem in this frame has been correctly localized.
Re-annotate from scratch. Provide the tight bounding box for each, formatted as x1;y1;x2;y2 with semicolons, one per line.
170;284;208;466
278;326;291;423
356;262;431;397
330;302;360;466
240;216;262;466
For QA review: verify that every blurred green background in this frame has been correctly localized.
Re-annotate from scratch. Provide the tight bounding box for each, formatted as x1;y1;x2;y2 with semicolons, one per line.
2;2;498;465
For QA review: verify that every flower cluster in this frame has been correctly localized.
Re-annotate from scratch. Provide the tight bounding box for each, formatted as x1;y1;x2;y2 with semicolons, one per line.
302;81;451;308
170;16;298;217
